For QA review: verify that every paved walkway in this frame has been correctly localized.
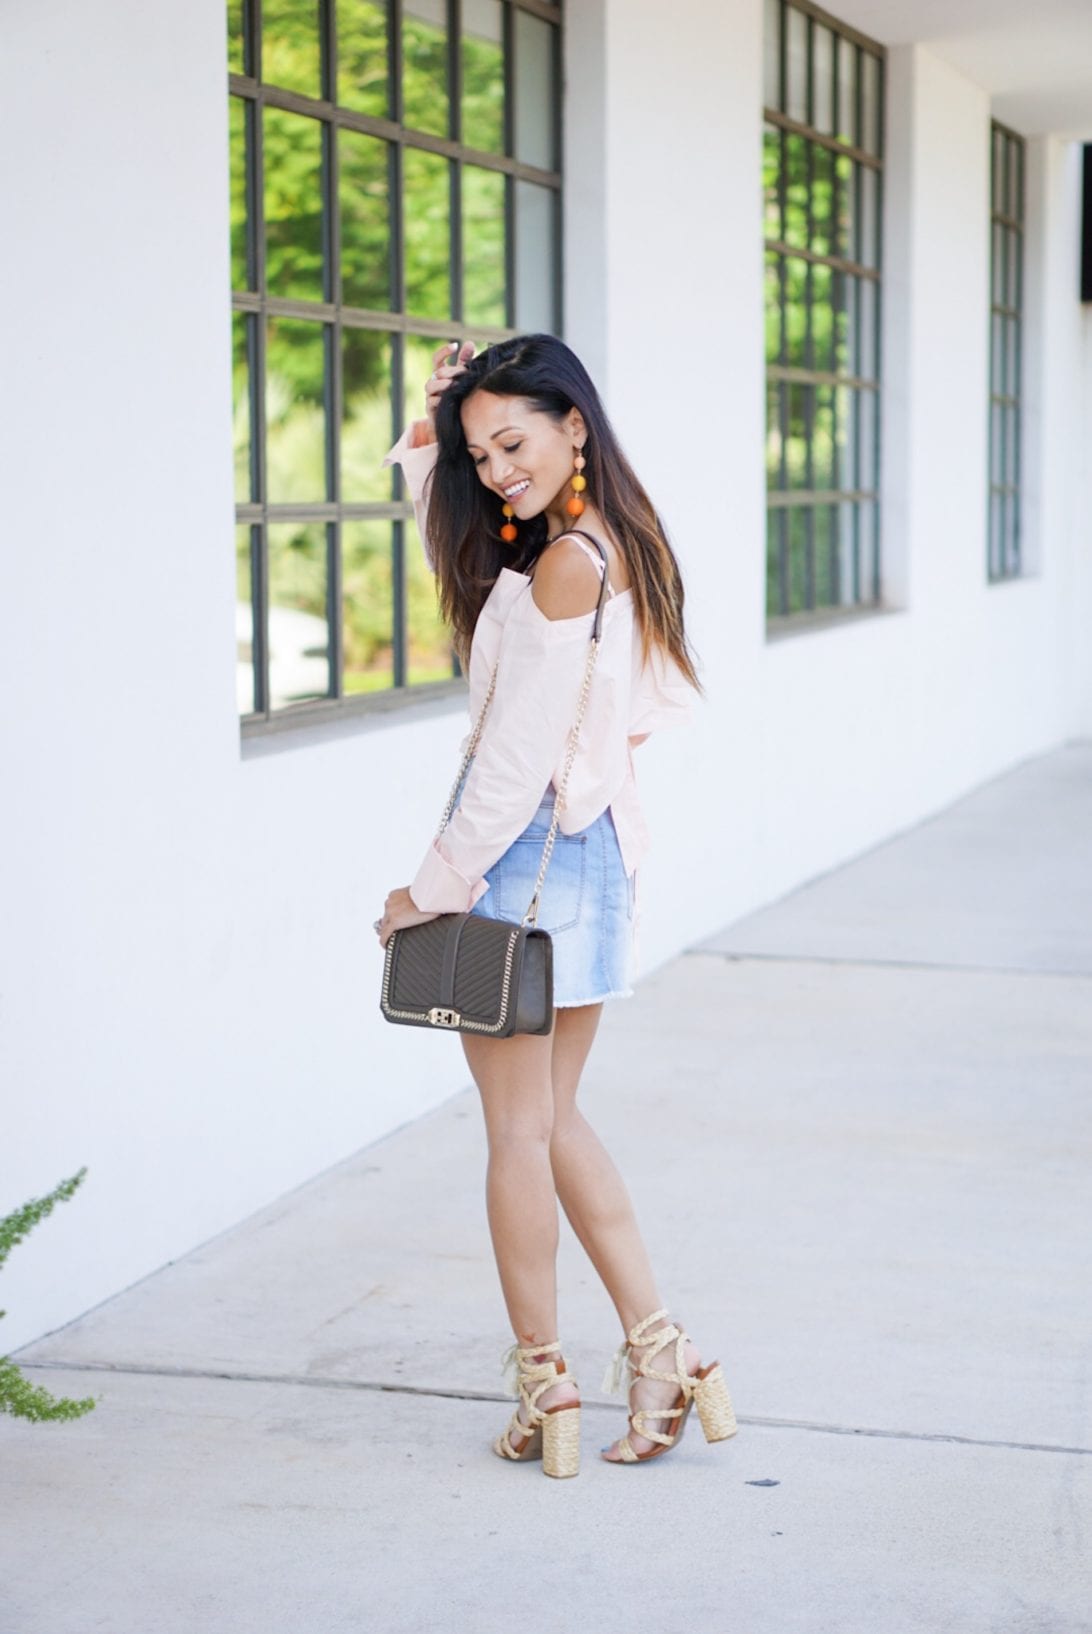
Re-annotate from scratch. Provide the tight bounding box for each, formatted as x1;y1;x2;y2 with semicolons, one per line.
4;744;1091;1633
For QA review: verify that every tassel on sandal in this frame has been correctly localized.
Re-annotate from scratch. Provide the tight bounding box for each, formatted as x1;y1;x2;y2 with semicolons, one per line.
494;1339;581;1478
601;1309;737;1464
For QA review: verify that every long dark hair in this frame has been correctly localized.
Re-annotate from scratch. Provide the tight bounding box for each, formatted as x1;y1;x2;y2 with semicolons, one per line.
425;333;702;691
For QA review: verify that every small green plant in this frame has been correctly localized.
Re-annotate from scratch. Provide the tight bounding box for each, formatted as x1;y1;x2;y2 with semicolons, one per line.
0;1168;98;1422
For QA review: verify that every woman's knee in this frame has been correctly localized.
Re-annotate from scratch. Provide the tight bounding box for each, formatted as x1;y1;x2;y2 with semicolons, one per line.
548;1101;588;1149
485;1113;554;1155
478;1079;555;1151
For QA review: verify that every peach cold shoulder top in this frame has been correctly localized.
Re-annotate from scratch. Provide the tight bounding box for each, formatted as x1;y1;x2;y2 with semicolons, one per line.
382;424;695;915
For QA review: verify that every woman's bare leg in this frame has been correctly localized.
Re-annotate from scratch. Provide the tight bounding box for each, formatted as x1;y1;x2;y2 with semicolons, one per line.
461;1025;561;1343
549;1003;701;1458
548;1003;662;1330
460;1024;579;1442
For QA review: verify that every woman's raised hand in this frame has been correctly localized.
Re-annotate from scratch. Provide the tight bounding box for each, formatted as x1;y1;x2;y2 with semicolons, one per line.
424;339;475;430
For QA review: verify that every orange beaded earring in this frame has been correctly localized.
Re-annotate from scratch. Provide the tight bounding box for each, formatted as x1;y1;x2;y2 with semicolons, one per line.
500;502;518;543
566;450;587;519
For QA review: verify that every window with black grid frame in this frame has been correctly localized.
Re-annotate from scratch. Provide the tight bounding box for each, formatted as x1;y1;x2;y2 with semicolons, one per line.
763;0;884;623
228;0;562;726
988;120;1024;583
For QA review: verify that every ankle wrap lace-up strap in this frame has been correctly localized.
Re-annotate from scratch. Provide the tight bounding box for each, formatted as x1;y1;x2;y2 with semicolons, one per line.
500;1339;572;1416
602;1309;691;1397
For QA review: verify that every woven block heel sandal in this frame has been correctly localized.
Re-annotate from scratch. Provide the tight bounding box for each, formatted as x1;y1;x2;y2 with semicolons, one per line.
600;1308;737;1464
494;1340;581;1479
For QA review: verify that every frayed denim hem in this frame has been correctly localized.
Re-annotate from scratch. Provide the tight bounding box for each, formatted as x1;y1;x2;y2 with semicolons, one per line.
554;987;635;1008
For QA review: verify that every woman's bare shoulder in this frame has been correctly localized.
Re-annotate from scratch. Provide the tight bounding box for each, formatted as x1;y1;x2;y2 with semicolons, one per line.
529;535;605;621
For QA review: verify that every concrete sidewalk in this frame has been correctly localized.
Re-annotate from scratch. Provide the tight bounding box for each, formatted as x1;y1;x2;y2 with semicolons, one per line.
4;744;1091;1634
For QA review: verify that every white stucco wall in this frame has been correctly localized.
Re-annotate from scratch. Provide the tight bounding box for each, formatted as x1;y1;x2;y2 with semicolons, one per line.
2;0;1087;1352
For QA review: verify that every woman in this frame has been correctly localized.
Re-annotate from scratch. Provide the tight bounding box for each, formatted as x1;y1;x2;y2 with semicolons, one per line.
375;334;736;1476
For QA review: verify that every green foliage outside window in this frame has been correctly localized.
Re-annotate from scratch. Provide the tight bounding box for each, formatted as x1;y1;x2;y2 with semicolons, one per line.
763;2;883;616
229;1;559;713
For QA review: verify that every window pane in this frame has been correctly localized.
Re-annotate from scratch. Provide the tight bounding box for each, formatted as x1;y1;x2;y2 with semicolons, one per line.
784;255;807;367
462;0;505;153
783;133;807;249
990;312;1003;392
811;142;833;254
811;261;833;373
268;522;330;707
786;4;807;124
836;500;855;601
463;164;507;327
990;221;1002;304
515;10;556;170
406;516;456;684
237;525;256;715
1007;138;1020;219
766;507;783;615
830;267;849;374
858;386;877;490
229;95;251;291
264;108;325;302
340;130;391;309
228;0;246;76
262;0;322;99
403;333;442;436
814;501;835;598
813;26;835;138
233;311;253;503
858;274;877;382
842;272;860;377
833;151;853;258
837;38;858;147
834;385;853;487
403;147;451;317
847;385;863;489
785;383;807;488
861;50;881;157
763;123;782;242
342;328;394;502
857;163;879;270
859;499;878;596
266;317;328;502
1006;227;1020;308
1004;404;1017;481
403;0;448;137
342;521;395;694
764;0;782;111
765;379;780;486
764;251;783;366
988;492;1001;579
515;181;557;332
337;0;389;119
787;505;807;611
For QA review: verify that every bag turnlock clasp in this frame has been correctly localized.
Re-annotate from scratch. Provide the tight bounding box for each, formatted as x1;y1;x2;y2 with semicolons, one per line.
428;1007;461;1028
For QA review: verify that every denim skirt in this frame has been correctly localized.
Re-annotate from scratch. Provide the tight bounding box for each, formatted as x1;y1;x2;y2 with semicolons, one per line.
455;780;636;1007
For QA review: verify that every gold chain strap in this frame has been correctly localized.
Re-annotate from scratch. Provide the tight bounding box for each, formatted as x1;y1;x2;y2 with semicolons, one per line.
436;660;499;837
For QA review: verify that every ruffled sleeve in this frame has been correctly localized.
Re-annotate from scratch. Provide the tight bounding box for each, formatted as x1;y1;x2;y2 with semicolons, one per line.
628;641;696;738
409;587;598;914
383;422;439;570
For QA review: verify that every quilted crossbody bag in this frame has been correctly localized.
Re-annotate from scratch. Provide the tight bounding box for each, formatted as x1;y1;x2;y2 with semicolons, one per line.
380;532;611;1037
